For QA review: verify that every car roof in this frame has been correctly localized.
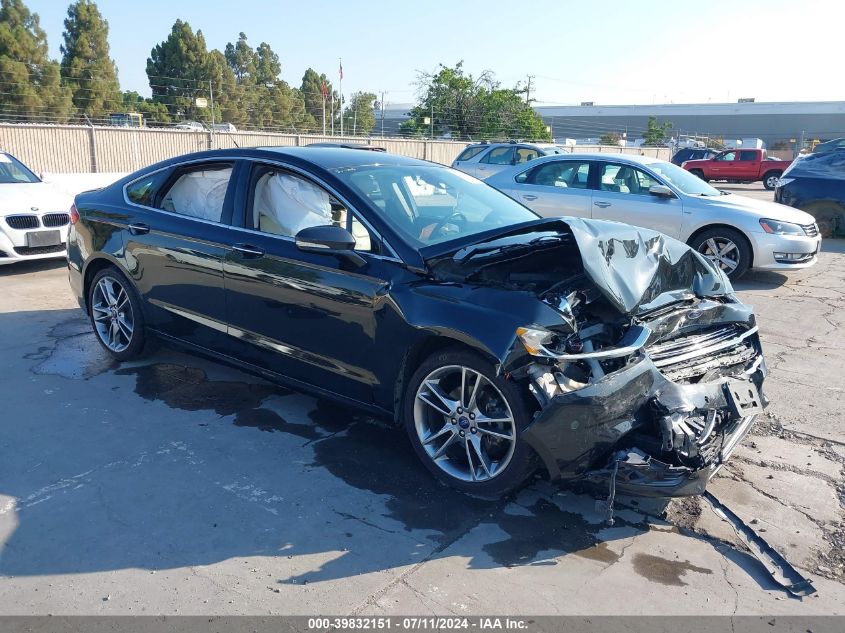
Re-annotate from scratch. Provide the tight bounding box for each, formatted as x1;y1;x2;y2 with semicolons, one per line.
528;152;666;166
143;146;436;172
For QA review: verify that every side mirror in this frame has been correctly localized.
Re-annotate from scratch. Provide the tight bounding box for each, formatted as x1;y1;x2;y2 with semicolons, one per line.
649;184;675;198
295;225;365;267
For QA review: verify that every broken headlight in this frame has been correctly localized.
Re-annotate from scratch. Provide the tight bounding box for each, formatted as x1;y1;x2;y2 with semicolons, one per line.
516;325;651;360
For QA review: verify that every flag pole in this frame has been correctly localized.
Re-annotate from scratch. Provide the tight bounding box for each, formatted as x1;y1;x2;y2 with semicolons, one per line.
339;58;343;137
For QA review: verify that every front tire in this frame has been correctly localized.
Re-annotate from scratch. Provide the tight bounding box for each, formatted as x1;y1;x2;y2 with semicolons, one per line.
88;267;146;361
690;169;707;182
763;171;782;190
690;227;751;280
404;348;536;498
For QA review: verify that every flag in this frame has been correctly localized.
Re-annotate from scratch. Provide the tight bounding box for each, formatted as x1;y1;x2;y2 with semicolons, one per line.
320;81;328;101
339;60;343;80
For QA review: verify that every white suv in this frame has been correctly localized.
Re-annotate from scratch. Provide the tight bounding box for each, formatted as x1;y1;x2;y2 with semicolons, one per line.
451;142;565;180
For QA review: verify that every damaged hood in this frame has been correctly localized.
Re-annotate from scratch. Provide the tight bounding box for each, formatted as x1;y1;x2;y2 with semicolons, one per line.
564;217;731;314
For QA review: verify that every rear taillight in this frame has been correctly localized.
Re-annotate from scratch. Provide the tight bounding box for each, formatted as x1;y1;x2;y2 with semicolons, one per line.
70;204;80;225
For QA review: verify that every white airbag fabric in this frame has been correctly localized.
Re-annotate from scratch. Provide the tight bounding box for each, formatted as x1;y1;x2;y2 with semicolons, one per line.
254;173;332;237
165;169;232;222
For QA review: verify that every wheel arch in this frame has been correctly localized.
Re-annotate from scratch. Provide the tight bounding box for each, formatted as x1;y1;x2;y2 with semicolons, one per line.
81;255;131;313
392;333;502;426
685;223;755;269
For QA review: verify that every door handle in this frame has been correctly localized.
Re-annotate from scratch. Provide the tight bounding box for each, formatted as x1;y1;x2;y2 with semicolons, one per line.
593;201;611;208
232;243;265;258
522;194;538;201
128;223;150;235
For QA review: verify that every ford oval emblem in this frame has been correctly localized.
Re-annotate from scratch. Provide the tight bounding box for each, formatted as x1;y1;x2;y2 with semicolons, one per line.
687;310;703;320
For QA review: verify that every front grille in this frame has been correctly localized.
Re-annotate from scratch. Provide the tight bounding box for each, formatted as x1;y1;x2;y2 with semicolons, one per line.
13;243;66;256
801;223;819;237
42;213;70;227
647;324;759;383
5;215;39;230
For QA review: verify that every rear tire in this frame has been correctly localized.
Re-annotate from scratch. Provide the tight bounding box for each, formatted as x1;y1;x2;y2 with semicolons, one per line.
403;348;537;498
88;266;146;361
762;171;782;190
690;169;707;182
689;227;752;280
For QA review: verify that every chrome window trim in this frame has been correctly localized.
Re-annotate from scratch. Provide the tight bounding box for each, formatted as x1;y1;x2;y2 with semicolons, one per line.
121;155;404;264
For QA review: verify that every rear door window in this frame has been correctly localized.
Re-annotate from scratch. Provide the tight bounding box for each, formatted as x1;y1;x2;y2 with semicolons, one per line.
514;146;541;164
525;160;591;188
455;146;487;162
739;151;758;161
158;163;234;223
481;146;514;165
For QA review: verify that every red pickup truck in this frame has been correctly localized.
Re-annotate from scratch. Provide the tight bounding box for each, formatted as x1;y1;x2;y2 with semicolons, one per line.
682;149;791;190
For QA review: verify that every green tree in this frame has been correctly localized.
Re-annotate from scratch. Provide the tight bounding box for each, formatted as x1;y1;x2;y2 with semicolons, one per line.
146;19;210;121
399;62;549;141
599;132;621;146
300;68;332;131
642;116;673;146
0;0;73;122
60;0;120;119
121;90;170;125
342;91;376;136
254;41;280;86
224;32;255;84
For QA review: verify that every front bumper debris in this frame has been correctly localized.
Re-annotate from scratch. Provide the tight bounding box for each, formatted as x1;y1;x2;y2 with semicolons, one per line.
521;351;767;498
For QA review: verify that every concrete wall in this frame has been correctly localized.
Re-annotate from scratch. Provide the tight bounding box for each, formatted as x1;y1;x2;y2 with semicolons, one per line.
0;123;670;175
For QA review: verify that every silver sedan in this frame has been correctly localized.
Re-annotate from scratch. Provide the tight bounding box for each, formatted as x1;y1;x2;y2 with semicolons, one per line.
485;153;821;279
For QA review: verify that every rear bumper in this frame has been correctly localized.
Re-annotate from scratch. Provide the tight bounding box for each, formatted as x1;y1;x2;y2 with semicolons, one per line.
522;351;766;498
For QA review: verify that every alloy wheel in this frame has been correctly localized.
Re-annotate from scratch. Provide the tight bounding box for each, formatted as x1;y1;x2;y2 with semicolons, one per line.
698;237;740;274
91;275;134;353
413;365;516;483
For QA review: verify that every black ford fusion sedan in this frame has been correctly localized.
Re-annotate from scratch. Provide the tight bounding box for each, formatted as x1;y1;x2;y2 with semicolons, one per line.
68;147;767;498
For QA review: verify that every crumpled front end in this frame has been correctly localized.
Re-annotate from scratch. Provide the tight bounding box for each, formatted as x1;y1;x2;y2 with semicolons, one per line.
519;299;766;497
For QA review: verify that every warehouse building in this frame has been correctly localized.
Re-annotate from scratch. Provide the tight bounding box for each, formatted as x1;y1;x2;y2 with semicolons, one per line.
375;100;845;148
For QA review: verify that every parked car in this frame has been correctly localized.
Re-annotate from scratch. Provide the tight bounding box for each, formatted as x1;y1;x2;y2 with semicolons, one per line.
774;149;845;237
0;152;74;266
485;153;820;279
671;147;718;165
682;148;789;190
68;147;767;499
174;121;204;131
210;122;237;133
306;142;386;151
452;142;565;180
812;138;845;154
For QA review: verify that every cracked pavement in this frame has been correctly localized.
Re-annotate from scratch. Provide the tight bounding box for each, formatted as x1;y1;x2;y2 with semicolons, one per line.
1;234;843;615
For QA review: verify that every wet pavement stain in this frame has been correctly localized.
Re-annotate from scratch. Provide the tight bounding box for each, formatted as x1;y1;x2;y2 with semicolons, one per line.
631;552;712;586
234;407;321;441
116;363;289;416
483;498;623;567
28;317;116;380
310;417;496;545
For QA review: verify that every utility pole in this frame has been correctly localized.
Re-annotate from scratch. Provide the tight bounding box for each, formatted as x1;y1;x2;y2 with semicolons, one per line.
353;105;357;136
430;102;434;139
339;58;344;137
525;75;534;104
380;91;385;137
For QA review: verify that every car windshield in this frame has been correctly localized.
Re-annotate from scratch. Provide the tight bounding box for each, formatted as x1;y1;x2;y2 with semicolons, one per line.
0;153;40;184
647;160;721;196
332;164;539;247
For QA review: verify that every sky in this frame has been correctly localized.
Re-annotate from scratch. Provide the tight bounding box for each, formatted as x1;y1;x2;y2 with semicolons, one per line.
24;0;843;108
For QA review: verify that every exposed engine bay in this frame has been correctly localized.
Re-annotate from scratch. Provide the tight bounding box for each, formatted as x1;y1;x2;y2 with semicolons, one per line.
430;219;766;498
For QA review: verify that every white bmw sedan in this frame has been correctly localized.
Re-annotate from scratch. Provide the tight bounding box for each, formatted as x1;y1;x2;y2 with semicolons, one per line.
486;153;821;279
0;152;74;266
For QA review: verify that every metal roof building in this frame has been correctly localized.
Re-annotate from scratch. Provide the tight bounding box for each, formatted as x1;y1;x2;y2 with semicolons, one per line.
535;101;845;146
373;101;845;147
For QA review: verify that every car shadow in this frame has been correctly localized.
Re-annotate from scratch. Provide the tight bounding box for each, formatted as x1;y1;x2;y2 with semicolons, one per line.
0;258;66;276
0;308;781;593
